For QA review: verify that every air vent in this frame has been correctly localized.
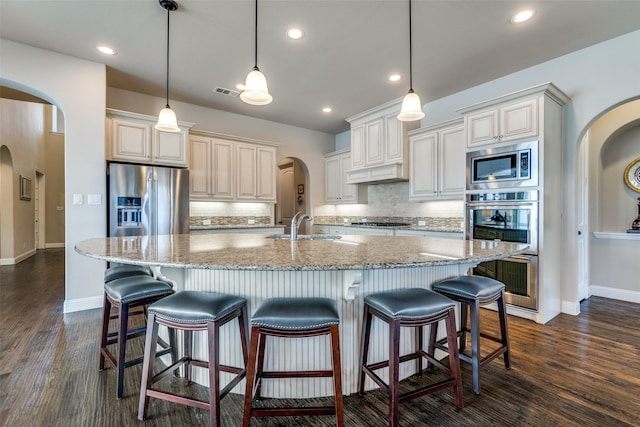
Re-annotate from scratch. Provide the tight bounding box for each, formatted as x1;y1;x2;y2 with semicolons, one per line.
214;86;240;97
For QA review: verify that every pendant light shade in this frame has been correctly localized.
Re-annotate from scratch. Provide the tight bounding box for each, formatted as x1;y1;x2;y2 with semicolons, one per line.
155;0;180;132
240;0;272;105
397;0;424;122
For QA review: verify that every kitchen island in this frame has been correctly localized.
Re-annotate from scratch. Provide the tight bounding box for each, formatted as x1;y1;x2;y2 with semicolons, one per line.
76;233;527;398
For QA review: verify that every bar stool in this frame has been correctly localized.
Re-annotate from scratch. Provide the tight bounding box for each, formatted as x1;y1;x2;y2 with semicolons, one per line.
242;297;344;427
104;264;152;283
358;288;463;427
431;275;511;395
99;274;175;399
138;290;249;427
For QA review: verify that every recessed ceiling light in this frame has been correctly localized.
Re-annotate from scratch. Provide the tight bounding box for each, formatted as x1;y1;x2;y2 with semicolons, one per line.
322;107;332;113
97;45;117;55
287;28;305;40
511;10;535;24
389;74;401;82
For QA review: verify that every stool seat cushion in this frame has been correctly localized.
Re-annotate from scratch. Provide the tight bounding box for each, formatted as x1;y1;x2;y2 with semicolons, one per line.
104;276;174;304
148;291;247;323
364;288;454;319
251;297;339;330
433;276;505;300
104;264;152;283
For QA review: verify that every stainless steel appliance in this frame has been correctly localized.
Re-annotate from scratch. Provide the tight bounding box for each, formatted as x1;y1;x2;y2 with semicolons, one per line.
107;162;189;237
466;191;538;310
466;140;538;190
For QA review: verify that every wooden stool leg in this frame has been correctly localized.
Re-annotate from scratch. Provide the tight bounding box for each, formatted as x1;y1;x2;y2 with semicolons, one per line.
388;318;401;427
208;321;221;427
444;307;464;409
498;291;511;369
115;301;129;399
358;304;373;395
138;314;160;420
238;305;250;367
416;325;424;374
330;324;345;427
242;325;261;427
184;329;193;383
469;299;482;395
460;302;469;352
99;294;112;370
254;331;267;399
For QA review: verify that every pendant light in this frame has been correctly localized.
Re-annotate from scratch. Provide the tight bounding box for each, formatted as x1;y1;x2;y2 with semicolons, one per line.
397;0;425;122
240;0;273;105
155;0;180;132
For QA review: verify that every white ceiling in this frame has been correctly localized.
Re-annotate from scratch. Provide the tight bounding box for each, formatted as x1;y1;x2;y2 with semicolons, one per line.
2;1;639;134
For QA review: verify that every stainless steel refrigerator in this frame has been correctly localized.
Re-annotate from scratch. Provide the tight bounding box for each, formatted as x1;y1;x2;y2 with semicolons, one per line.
107;162;190;237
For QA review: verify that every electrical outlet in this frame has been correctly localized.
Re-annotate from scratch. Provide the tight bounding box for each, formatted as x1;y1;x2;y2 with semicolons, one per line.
87;194;102;205
248;219;255;225
418;220;426;226
202;219;211;225
343;218;349;224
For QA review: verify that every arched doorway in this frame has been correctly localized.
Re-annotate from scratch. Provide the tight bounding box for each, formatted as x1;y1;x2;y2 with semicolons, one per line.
0;145;15;263
276;157;310;234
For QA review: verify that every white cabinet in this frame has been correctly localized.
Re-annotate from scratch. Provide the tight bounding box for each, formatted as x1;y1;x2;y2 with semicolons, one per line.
106;109;193;166
324;149;364;203
463;97;537;147
409;118;465;200
189;135;234;200
189;132;277;202
346;98;419;184
236;143;277;201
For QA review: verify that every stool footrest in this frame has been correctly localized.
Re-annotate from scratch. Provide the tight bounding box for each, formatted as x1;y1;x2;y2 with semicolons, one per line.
250;406;337;417
398;378;458;404
260;369;334;379
145;389;210;411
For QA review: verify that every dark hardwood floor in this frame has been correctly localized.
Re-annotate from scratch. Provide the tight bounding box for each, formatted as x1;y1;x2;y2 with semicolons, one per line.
1;249;639;426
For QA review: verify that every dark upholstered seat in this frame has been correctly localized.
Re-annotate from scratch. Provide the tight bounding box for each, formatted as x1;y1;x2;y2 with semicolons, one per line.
99;275;174;399
431;275;511;395
103;264;152;283
138;291;249;427
242;297;344;427
358;288;463;427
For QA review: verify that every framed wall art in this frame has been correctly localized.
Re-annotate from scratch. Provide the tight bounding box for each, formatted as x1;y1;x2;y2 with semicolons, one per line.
20;175;32;201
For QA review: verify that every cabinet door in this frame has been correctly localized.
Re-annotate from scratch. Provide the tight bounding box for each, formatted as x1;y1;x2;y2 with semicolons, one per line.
364;118;384;166
211;139;234;199
385;113;403;163
439;125;465;196
325;156;341;202
500;98;538;142
236;144;257;199
189;136;212;198
110;117;151;162
256;147;276;201
409;131;438;198
153;128;188;166
339;154;357;202
350;124;365;168
466;109;499;147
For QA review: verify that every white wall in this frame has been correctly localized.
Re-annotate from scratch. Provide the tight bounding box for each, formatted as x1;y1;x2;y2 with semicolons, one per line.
1;39;107;311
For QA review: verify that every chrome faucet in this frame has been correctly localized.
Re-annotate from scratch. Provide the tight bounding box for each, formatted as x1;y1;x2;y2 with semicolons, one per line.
291;212;312;240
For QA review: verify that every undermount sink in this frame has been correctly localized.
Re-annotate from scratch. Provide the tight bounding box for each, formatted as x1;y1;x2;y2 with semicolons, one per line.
267;234;342;240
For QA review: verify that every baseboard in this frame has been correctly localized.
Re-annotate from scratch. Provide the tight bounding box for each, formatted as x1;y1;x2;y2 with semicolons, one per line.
0;248;37;265
590;285;640;304
63;295;103;313
45;242;65;249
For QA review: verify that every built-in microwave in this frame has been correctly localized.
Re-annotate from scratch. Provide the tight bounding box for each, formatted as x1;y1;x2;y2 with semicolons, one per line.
466;140;538;190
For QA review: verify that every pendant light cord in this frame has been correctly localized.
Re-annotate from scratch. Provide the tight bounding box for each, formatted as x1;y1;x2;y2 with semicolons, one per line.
165;6;171;107
253;0;258;68
408;0;413;91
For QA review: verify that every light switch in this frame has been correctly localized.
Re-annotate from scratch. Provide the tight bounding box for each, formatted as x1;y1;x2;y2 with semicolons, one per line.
87;194;102;205
72;193;83;205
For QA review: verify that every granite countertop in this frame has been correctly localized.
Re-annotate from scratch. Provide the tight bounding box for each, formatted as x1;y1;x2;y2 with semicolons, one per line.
190;225;285;231
75;233;527;271
315;223;463;233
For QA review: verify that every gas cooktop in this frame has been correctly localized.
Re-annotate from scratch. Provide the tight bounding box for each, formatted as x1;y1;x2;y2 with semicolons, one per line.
350;222;411;227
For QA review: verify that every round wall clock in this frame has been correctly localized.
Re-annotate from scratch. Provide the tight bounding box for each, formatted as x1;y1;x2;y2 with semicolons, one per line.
624;157;640;192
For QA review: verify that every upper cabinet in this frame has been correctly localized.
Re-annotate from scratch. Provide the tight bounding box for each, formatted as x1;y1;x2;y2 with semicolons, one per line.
346;98;419;184
409;118;465;200
189;131;277;202
463;98;537;147
324;149;366;204
106;109;194;167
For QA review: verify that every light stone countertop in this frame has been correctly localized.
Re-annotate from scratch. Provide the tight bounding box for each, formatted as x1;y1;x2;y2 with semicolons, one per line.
75;233;528;271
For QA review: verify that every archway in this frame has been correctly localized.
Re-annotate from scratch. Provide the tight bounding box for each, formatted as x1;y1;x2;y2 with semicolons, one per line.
276;157;310;234
0;145;15;263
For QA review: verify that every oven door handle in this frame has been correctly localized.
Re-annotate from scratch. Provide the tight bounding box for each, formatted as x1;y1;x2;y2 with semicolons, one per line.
505;254;535;262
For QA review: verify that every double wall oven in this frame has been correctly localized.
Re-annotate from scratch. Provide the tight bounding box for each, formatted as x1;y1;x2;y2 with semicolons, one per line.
466;140;540;310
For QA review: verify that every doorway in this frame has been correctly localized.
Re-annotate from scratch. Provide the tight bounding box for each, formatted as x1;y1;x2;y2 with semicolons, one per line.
35;170;45;250
276;158;309;234
0;146;15;264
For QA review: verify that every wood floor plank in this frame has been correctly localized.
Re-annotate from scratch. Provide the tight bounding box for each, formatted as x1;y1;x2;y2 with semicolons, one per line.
1;249;639;426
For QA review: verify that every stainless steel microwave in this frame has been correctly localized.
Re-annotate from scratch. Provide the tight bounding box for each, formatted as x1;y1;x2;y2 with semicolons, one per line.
466;140;538;190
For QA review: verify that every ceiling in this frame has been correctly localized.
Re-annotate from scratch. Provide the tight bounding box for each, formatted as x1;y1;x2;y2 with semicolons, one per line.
2;1;639;135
